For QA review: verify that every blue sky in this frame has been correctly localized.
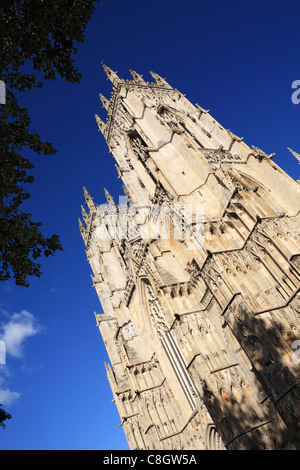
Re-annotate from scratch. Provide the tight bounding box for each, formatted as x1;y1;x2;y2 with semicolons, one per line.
0;0;300;450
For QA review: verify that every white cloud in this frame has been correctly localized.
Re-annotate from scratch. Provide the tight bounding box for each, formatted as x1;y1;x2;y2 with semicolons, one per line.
50;287;61;293
0;369;21;407
0;310;44;407
0;310;42;359
0;388;21;407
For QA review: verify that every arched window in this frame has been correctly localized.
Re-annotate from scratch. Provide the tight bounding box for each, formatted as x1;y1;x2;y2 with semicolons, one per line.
205;423;225;450
158;106;206;149
129;131;157;185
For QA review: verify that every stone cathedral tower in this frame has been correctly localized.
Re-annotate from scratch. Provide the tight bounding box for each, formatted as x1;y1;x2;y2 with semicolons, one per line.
79;65;300;450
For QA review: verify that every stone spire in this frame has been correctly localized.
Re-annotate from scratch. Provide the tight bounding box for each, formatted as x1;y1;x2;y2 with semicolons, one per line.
99;93;110;110
149;71;170;87
95;114;106;135
288;147;300;164
83;186;96;213
81;205;89;224
78;217;86;235
104;187;116;206
129;69;145;83
78;218;88;246
102;63;120;84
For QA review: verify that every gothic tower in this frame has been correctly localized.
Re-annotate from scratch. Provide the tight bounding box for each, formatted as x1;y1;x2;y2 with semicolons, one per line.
79;65;300;450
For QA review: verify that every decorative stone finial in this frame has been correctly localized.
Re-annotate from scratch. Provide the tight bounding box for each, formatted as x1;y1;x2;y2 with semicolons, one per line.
99;93;110;110
95;114;106;134
83;186;95;212
129;69;145;83
102;62;120;83
288;147;300;164
78;218;87;239
104;188;116;206
149;71;170;87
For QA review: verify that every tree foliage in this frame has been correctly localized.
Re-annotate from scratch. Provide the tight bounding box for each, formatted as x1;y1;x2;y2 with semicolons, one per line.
0;0;99;286
0;405;11;428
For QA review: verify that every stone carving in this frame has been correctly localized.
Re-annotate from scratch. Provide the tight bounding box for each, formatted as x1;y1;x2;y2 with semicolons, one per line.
202;146;242;164
121;320;138;341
